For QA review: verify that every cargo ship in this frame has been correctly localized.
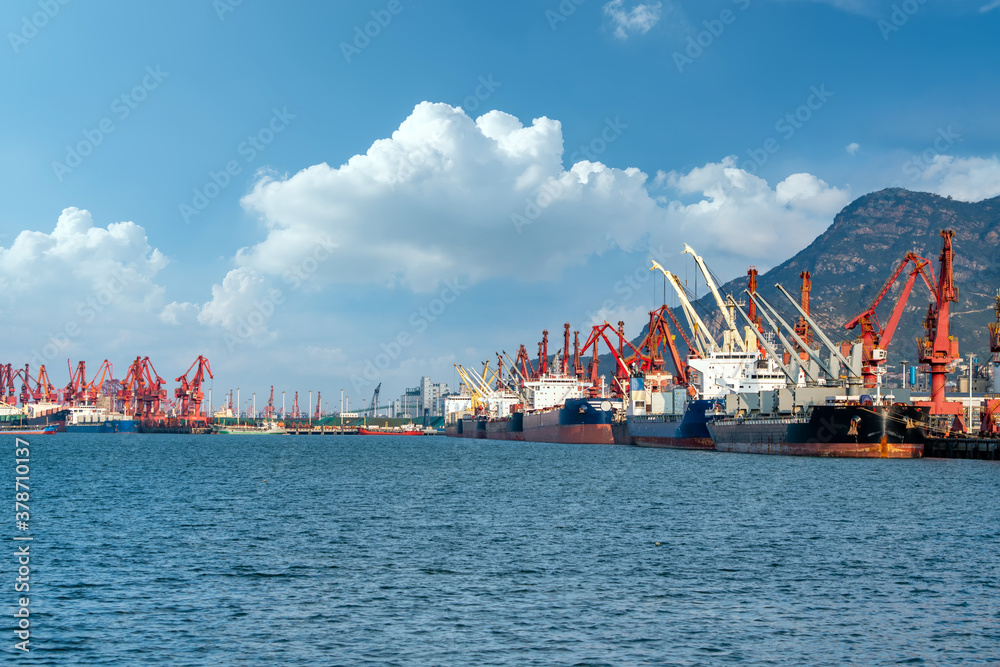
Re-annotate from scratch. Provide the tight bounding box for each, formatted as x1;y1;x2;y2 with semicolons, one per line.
628;399;722;449
63;406;137;433
709;399;928;458
447;342;622;444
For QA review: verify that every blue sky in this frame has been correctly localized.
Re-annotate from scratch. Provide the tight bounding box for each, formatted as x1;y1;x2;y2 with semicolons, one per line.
1;0;998;413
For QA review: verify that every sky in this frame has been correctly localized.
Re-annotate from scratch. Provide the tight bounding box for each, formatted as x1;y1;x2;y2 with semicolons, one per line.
1;0;998;414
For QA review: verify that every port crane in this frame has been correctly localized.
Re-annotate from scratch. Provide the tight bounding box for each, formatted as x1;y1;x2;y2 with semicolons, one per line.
18;364;57;404
0;364;17;406
650;261;718;357
634;306;689;386
64;360;88;406
264;386;275;418
83;360;115;405
117;356;166;420
682;244;748;353
579;321;639;397
844;251;935;388
174;355;213;425
913;230;963;421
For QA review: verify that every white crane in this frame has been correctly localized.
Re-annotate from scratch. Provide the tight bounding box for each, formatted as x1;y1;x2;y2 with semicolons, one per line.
650;260;719;356
682;243;747;353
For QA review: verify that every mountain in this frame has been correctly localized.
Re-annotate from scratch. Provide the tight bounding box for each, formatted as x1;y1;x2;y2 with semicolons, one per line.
598;188;1000;379
719;188;1000;364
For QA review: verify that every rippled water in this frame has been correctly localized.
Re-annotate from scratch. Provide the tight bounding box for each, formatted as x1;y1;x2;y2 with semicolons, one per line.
5;433;1000;665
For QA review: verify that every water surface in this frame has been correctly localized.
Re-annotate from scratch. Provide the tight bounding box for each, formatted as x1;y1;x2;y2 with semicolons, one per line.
5;433;999;665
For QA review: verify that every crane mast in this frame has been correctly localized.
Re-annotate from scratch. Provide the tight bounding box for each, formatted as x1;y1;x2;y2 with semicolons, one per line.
650;260;718;356
682;244;747;352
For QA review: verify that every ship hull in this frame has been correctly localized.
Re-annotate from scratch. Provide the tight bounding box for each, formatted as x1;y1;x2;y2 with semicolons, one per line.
65;420;137;434
451;399;619;445
628;399;721;450
709;404;928;458
521;399;617;445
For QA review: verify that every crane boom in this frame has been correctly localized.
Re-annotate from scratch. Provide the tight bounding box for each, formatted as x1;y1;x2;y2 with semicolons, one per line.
683;244;747;352
650;261;718;355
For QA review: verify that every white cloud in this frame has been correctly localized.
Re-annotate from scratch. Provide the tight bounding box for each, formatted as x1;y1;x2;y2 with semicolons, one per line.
603;0;663;39
235;102;660;293
0;207;169;366
195;267;280;344
662;157;851;264
0;207;167;319
919;155;1000;202
846;142;860;155
194;104;850;331
980;0;1000;12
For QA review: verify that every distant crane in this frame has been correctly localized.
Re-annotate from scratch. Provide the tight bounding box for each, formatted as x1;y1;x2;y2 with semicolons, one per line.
117;356;166;420
314;391;322;420
0;364;17;406
64;360;88;406
174;355;213;425
264;386;275;418
292;391;299;419
370;383;381;416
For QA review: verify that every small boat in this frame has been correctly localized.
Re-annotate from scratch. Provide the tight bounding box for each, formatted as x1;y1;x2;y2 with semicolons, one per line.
0;424;58;435
358;427;424;436
212;420;286;435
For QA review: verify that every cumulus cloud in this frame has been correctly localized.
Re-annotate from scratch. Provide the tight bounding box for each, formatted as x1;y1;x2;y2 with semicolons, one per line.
0;207;167;314
0;207;169;365
916;155;1000;202
603;0;663;39
195;267;280;345
660;157;851;263
846;142;860;155
235;102;661;293
194;104;850;330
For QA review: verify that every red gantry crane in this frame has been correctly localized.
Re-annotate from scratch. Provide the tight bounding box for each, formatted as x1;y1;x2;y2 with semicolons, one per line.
844;252;936;388
579;321;641;398
117;356;167;420
264;386;275;418
913;230;963;422
84;360;115;406
174;355;213;426
1;364;18;406
64;360;88;406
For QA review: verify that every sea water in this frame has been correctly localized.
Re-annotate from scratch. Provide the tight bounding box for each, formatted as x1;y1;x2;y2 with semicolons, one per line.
5;433;999;665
